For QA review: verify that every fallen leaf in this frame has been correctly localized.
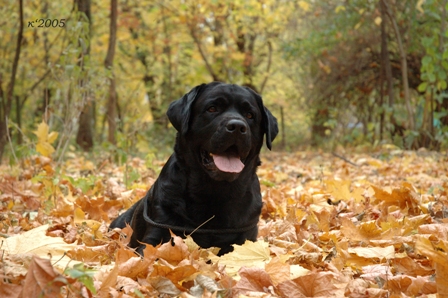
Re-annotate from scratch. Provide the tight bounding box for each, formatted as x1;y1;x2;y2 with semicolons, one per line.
232;267;275;297
21;256;69;298
277;271;337;297
348;245;395;259
2;224;76;269
265;257;290;285
210;240;270;276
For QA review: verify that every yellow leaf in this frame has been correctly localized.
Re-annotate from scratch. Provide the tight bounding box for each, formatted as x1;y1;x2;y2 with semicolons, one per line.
416;0;425;13
348;245;395;259
184;235;201;252
74;207;86;223
415;235;447;265
290;264;310;279
74;207;102;231
335;5;346;13
47;131;59;144
327;180;363;202
374;17;382;26
210;240;270;277
36;142;55;157
34;121;58;157
298;1;310;12
34;121;49;143
358;220;382;237
1;224;77;270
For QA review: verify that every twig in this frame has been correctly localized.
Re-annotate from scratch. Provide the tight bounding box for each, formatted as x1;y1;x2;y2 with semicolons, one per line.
332;152;359;167
5;117;18;165
187;215;216;236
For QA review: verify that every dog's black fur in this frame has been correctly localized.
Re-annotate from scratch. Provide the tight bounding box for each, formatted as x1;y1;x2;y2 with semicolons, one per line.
110;82;278;255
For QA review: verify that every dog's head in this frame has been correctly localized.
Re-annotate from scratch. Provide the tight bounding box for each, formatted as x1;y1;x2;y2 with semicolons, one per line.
167;82;278;182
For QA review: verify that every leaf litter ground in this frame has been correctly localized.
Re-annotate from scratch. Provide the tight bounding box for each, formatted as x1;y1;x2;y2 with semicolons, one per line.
0;148;447;297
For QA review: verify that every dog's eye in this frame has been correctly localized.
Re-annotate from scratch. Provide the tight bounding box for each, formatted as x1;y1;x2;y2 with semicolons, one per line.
207;106;217;113
246;112;253;119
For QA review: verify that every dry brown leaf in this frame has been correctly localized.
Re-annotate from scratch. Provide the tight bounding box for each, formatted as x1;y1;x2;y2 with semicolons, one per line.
156;234;190;265
391;256;434;276
20;256;68;298
348;245;395;259
435;262;448;297
2;224;76;269
0;282;22;298
345;278;389;297
360;264;392;281
418;223;448;240
118;256;152;279
277;271;337;297
148;276;182;296
405;276;437;296
265;257;290;285
232;267;275;297
97;264;119;297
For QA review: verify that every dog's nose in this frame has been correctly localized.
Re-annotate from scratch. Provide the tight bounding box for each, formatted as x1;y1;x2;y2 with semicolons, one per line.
226;119;247;134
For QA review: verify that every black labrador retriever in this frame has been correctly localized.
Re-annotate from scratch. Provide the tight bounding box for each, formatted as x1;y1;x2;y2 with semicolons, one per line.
110;82;278;255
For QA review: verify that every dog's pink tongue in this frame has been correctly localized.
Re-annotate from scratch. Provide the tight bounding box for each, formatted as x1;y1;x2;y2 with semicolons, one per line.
213;154;244;173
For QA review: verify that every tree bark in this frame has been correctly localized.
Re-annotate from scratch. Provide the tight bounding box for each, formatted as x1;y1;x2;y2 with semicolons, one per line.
105;0;118;145
379;0;395;140
382;0;414;130
75;0;94;151
0;0;24;160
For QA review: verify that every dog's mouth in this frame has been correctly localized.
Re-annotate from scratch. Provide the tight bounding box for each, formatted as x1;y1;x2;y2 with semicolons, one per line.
201;146;245;173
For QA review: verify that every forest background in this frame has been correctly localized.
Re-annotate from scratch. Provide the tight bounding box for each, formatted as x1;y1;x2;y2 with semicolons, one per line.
0;0;447;165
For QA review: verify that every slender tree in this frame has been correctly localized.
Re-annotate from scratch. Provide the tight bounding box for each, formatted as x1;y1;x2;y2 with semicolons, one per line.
0;0;23;159
75;0;94;151
105;0;118;145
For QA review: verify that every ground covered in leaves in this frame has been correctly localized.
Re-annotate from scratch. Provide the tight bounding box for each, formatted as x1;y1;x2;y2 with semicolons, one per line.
1;147;448;297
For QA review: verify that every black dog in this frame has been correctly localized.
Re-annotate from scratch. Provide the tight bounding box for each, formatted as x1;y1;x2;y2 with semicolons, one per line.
110;82;278;255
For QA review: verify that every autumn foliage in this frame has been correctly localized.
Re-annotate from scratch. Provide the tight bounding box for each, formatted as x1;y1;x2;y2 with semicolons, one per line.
1;136;447;297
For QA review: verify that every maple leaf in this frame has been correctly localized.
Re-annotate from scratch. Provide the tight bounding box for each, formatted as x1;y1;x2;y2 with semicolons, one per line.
21;256;70;298
232;267;276;297
210;240;270;276
277;271;338;297
348;245;396;259
415;235;448;295
156;233;190;265
265;256;291;285
2;224;76;270
34;121;58;157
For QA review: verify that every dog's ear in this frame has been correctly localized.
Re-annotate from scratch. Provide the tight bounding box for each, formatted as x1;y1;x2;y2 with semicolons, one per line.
244;87;279;150
167;84;206;135
262;106;279;150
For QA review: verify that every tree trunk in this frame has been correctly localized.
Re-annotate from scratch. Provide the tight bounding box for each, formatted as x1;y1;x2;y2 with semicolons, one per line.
280;106;286;149
311;108;329;146
105;0;118;145
75;0;94;151
379;0;395;140
0;0;23;160
236;26;258;92
382;0;414;131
